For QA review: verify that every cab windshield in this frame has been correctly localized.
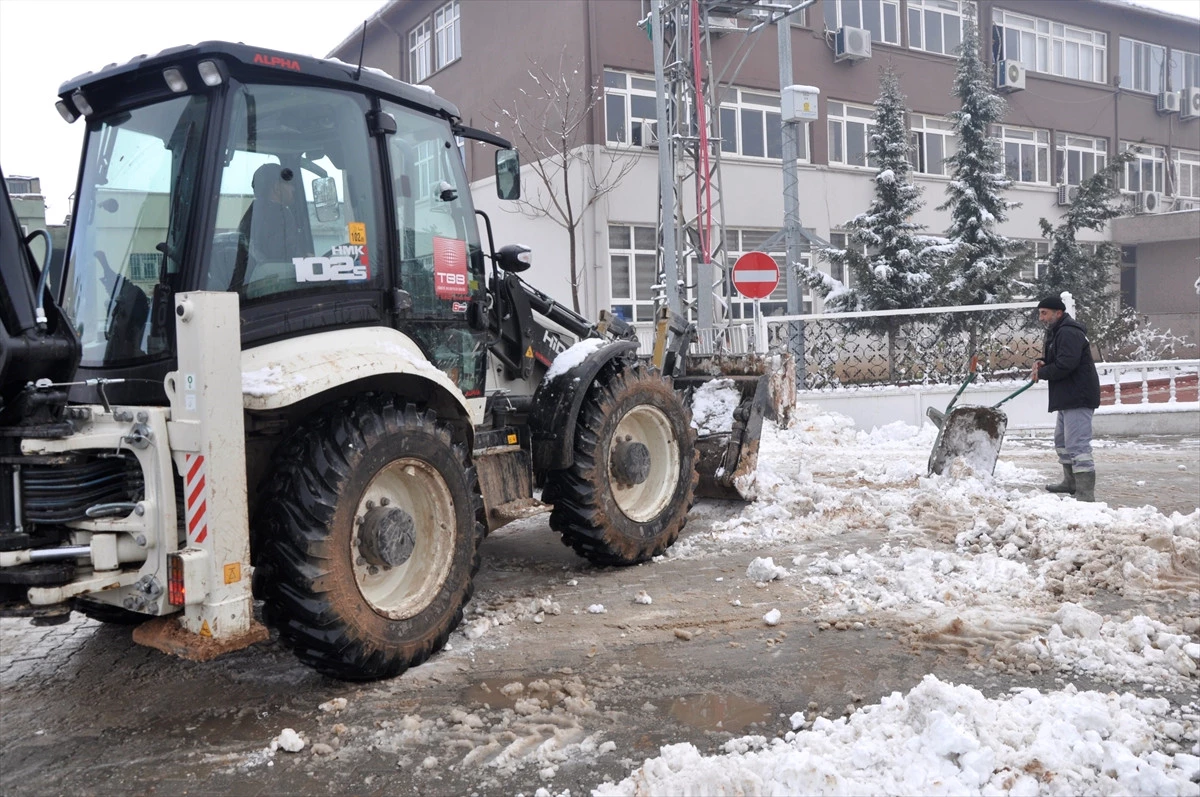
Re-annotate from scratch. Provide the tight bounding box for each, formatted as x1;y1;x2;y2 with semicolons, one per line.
62;95;207;368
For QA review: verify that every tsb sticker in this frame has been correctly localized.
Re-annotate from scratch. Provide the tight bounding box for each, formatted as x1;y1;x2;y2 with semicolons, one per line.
433;236;469;299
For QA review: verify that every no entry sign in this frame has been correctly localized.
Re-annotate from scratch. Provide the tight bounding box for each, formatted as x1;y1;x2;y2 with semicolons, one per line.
732;251;779;300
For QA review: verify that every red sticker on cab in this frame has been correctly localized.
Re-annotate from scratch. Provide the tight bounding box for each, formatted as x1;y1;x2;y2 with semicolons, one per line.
433;236;469;299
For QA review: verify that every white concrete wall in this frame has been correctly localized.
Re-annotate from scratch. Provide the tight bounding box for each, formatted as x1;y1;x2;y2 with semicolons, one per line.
796;381;1200;435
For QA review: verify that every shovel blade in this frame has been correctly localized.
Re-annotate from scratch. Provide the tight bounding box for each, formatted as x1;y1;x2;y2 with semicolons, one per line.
927;405;1008;476
679;353;794;501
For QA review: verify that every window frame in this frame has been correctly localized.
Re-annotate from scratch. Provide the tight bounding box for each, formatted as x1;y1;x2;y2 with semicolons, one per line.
993;124;1051;185
1055;133;1107;187
907;0;966;57
1119;37;1168;94
718;88;809;162
992;8;1107;85
408;0;460;82
909;113;957;177
822;0;900;46
827;100;877;170
608;223;661;322
408;18;432;83
604;71;660;149
1121;142;1167;194
1170;48;1200;91
1172;148;1200;199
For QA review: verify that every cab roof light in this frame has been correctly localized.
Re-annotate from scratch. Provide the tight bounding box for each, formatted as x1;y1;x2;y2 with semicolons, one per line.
55;100;79;123
197;60;223;86
163;67;188;93
71;90;93;117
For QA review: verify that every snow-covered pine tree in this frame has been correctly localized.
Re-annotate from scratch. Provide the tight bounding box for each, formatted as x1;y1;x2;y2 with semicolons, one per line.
936;11;1023;308
797;68;937;380
1039;149;1194;359
1037;150;1132;318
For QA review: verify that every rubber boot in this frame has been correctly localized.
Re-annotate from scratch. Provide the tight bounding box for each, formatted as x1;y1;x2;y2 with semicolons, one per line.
1074;471;1096;502
1045;464;1075;494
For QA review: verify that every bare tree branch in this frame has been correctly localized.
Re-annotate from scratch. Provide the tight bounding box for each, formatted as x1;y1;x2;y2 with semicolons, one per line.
486;49;639;313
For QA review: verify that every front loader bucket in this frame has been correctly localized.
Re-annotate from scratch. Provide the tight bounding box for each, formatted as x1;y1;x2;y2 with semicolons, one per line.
677;353;795;500
927;405;1008;476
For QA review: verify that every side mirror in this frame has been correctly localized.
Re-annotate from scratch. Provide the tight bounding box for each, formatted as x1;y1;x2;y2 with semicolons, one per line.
497;243;531;273
496;149;521;200
312;176;340;223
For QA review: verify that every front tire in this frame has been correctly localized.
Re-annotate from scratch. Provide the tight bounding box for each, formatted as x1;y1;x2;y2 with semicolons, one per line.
546;360;697;566
256;398;484;681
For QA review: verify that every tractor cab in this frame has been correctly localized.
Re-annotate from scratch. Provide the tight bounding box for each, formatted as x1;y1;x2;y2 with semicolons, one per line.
54;42;506;407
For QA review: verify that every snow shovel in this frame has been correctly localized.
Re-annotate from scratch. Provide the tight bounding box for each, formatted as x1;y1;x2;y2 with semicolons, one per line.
927;377;1036;477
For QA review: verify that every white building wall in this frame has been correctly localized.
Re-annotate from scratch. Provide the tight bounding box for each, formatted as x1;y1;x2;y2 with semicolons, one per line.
471;143;1117;322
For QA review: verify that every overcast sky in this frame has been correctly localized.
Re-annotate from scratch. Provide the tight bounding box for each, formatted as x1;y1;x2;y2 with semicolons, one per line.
2;0;1197;224
0;0;386;223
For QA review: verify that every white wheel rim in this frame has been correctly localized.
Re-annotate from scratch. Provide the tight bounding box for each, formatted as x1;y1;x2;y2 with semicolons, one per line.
609;404;680;523
352;458;456;619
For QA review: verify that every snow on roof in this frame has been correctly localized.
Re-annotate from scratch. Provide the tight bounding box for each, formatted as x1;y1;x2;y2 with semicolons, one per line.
1092;0;1200;24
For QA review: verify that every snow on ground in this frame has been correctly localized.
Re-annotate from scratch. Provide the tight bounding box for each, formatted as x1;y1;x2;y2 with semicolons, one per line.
592;403;1199;796
594;674;1199;796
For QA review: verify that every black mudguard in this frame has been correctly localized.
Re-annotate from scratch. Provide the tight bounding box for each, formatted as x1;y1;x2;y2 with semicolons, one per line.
529;339;639;471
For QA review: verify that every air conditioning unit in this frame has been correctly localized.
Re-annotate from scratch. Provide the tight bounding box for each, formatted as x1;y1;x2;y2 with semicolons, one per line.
1136;190;1163;214
1156;90;1180;114
1175;198;1199;211
1056;184;1080;206
1181;87;1200;121
702;16;739;34
996;60;1026;92
835;26;872;62
641;120;659;149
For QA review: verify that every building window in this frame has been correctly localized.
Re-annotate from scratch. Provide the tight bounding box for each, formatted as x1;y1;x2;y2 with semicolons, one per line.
6;178;32;194
992;9;1107;84
1015;240;1050;284
1055;133;1107;187
1119;37;1167;94
1121;143;1166;193
909;113;956;176
994;125;1050;184
1172;149;1200;198
604;71;659;147
718;89;807;161
1171;49;1200;91
828;101;876;168
408;1;460;82
908;0;965;57
823;0;900;46
433;0;461;70
408;20;432;83
609;224;660;322
128;253;161;283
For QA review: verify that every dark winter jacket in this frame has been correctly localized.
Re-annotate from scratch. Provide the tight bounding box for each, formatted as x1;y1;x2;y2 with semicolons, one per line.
1037;314;1101;412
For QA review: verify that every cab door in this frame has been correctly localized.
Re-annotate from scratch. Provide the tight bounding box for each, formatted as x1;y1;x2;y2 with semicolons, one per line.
381;101;486;398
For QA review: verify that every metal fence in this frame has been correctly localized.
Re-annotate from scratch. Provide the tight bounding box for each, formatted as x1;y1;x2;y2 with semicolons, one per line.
760;302;1042;389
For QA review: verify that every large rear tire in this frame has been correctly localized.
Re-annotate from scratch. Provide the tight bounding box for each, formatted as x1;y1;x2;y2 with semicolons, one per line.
545;360;697;566
256;398;484;681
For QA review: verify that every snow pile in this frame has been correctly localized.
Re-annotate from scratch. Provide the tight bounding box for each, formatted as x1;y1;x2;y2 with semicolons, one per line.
544;338;605;379
595;675;1199;796
690;378;742;435
270;728;305;753
745;556;788;583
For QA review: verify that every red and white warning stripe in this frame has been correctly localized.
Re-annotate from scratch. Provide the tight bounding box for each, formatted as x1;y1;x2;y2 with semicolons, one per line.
184;453;209;544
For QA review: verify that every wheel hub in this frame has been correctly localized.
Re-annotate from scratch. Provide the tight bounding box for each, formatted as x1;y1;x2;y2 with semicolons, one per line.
358;505;417;568
610;438;651;486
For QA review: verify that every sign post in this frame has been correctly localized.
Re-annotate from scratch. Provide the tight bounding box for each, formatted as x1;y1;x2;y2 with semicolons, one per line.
732;252;780;353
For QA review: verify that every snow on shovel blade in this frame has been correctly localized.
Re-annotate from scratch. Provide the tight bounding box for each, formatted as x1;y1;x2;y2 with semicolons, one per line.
927;405;1008;477
678;354;794;501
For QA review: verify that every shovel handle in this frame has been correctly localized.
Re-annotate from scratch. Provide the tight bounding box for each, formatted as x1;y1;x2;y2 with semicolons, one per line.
944;355;980;415
993;380;1035;408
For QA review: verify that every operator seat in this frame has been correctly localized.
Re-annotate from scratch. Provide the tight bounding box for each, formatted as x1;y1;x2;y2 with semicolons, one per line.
232;163;312;294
